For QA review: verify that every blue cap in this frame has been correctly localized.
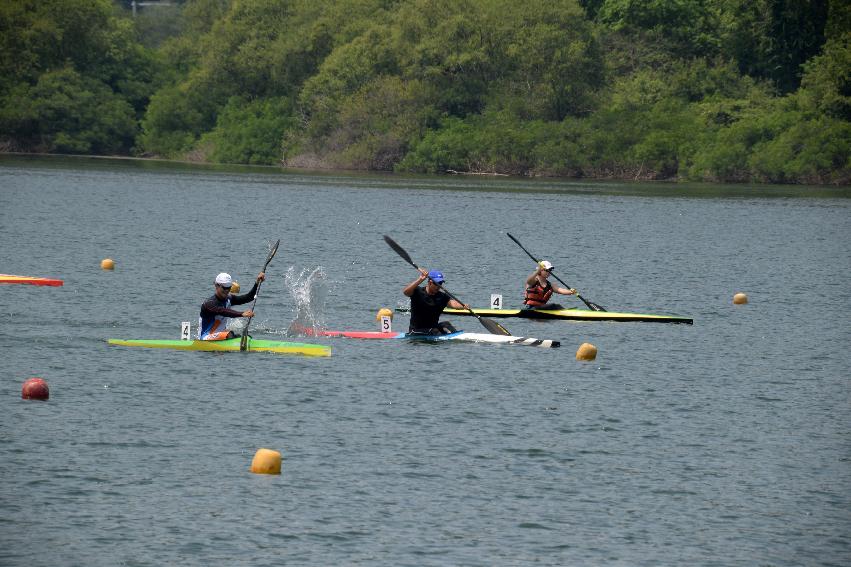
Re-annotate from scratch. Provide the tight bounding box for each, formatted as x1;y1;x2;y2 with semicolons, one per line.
427;270;445;284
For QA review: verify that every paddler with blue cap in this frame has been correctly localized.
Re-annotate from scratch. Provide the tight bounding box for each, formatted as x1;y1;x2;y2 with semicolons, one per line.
199;271;265;340
403;268;468;335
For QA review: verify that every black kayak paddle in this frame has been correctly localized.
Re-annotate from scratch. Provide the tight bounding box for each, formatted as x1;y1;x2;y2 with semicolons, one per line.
384;235;512;336
507;232;607;312
240;239;281;351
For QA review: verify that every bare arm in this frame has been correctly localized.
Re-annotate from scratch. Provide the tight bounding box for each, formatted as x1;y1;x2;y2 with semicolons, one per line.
403;268;428;297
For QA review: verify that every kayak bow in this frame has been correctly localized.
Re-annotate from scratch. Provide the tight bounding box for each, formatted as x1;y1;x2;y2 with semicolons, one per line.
0;274;64;286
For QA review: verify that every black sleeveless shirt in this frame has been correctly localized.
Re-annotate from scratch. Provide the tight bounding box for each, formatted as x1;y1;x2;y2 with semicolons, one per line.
408;287;451;333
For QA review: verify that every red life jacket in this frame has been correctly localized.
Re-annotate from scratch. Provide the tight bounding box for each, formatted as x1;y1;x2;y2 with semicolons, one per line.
524;280;553;306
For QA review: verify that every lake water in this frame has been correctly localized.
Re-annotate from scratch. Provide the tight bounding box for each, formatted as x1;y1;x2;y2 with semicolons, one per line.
1;155;849;566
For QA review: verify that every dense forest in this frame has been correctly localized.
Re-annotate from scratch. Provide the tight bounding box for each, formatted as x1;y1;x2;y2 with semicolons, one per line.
1;0;848;183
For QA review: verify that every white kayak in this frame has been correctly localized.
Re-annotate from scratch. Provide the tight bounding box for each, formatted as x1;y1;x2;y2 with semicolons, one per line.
305;328;560;349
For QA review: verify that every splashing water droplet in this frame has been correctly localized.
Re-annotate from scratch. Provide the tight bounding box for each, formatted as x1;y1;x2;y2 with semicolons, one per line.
285;266;327;336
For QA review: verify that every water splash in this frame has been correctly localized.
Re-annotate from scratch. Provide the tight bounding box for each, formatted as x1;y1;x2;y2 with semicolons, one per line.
284;266;327;336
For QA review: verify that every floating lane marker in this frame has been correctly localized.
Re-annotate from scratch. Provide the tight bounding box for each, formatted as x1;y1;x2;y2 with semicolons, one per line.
250;448;281;475
22;377;49;400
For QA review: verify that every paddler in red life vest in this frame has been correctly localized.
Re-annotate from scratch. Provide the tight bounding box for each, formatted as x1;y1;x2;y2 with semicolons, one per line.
199;272;265;340
523;260;576;310
403;268;468;335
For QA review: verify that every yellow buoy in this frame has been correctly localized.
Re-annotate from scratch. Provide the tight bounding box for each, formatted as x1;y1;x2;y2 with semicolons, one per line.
576;342;598;361
230;281;240;293
100;258;115;270
733;292;748;305
375;307;393;321
250;448;281;475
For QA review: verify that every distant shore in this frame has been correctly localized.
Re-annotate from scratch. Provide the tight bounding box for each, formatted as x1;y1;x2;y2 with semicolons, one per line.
3;151;849;188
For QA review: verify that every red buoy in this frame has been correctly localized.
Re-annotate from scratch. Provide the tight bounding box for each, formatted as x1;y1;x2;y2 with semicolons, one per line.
22;377;49;400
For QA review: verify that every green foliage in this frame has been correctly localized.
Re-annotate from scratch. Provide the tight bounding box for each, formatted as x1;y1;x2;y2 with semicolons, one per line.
716;0;829;93
684;90;850;184
331;76;435;170
127;2;183;48
200;96;295;165
181;0;230;36
0;0;156;95
748;116;851;184
398;111;565;175
298;26;401;144
596;0;722;58
0;0;157;151
1;0;847;184
798;33;851;121
501;0;604;120
0;67;136;153
137;84;211;156
143;0;392;160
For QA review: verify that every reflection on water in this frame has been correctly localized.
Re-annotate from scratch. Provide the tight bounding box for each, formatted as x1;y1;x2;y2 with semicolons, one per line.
2;153;849;199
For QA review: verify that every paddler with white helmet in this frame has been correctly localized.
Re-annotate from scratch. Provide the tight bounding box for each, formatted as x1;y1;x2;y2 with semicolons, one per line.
523;260;576;310
199;271;265;340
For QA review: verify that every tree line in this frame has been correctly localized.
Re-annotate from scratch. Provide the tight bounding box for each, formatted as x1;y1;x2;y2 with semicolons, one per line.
1;0;848;184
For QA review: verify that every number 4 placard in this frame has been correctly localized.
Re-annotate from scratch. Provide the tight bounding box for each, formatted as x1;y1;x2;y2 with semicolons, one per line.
491;294;502;309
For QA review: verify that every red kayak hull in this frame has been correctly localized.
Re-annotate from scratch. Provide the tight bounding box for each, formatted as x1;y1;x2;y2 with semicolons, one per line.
303;328;404;339
0;274;64;286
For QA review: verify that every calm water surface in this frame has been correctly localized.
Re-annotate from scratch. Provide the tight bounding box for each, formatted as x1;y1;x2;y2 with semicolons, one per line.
1;156;849;566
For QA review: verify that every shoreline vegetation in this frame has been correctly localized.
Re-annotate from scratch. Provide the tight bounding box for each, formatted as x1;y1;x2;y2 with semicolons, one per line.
1;0;848;185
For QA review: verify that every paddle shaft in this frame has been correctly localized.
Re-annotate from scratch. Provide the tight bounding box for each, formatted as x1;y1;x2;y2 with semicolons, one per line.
384;235;511;336
507;232;607;312
240;239;280;350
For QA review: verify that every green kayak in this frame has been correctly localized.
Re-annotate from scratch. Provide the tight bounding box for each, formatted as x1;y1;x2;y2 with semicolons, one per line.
107;337;331;357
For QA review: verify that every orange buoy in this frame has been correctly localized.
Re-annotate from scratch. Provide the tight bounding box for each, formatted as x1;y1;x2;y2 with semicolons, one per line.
100;258;115;270
375;307;393;321
733;292;748;304
250;448;281;475
576;342;598;361
22;377;49;400
230;281;240;293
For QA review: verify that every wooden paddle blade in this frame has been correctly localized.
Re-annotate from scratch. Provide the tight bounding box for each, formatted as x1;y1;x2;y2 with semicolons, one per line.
383;235;416;268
